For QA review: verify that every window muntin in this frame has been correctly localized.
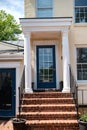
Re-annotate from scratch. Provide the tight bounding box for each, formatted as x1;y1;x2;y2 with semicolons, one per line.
75;0;87;23
37;0;53;17
77;48;87;80
39;48;54;82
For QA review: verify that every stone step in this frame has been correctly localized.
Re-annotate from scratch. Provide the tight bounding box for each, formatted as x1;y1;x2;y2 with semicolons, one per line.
23;92;72;98
22;98;74;105
22;104;76;112
21;111;77;120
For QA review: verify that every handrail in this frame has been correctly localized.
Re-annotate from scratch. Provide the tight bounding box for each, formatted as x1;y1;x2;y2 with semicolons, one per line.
69;65;79;118
18;66;25;118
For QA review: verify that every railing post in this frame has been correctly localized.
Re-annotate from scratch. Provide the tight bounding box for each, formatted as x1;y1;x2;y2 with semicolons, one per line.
76;85;79;118
18;67;25;118
69;65;79;118
18;87;21;118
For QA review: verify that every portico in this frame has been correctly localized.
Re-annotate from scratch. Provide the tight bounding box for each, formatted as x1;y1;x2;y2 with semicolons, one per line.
20;17;72;93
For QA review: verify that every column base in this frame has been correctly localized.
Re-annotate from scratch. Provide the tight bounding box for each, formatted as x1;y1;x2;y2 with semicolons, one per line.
25;88;33;93
62;87;70;93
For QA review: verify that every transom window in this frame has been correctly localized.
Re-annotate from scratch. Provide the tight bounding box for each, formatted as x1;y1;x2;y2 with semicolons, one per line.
77;48;87;80
75;0;87;23
37;0;53;17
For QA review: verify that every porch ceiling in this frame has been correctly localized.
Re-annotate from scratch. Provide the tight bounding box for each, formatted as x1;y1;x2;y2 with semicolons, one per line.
31;31;61;40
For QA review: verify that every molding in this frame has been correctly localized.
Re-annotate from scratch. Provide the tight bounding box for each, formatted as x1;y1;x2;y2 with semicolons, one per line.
0;62;21;68
33;40;59;90
0;55;24;60
0;61;22;114
20;18;72;33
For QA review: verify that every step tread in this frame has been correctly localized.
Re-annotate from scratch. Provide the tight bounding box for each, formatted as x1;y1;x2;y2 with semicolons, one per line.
26;119;78;125
21;111;77;115
23;98;73;100
22;104;75;107
24;92;71;94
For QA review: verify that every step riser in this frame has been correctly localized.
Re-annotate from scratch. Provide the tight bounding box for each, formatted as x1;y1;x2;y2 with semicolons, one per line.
21;114;77;120
22;99;74;105
23;93;72;98
26;126;79;130
22;106;75;112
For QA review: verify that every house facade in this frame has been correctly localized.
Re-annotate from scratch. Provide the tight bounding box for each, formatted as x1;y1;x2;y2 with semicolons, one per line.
20;0;87;106
0;0;87;117
0;41;24;117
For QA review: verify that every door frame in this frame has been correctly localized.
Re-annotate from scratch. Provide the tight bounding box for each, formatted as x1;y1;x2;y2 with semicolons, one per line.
0;62;21;116
33;40;59;90
36;45;56;88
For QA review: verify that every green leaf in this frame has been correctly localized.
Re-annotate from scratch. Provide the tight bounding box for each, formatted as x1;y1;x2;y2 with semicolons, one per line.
0;10;22;41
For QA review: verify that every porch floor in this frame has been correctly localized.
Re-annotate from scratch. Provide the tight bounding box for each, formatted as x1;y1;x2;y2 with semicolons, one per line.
0;119;13;130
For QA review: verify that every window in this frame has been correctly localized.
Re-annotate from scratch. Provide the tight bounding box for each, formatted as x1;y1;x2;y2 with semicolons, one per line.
37;0;53;17
75;0;87;23
77;48;87;80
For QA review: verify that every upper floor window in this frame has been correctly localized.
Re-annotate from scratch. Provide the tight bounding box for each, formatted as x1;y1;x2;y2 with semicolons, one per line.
75;0;87;23
37;0;53;17
77;48;87;80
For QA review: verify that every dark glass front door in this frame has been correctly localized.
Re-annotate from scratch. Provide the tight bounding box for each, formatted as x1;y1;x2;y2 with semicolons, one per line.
0;69;16;117
37;45;56;88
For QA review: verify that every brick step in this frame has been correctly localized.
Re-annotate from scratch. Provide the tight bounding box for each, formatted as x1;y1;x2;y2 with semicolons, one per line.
21;111;77;120
23;92;72;98
26;126;79;130
22;104;76;112
21;92;79;130
22;98;74;105
26;119;78;127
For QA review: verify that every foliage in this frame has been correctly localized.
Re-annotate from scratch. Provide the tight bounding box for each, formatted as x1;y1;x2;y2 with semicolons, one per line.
0;10;22;41
80;113;87;122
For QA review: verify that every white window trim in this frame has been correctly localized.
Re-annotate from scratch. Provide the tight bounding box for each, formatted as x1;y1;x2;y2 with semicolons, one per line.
36;0;54;17
32;40;59;90
75;45;87;84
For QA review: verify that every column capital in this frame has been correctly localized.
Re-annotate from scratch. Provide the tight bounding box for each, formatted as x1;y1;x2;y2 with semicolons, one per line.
24;32;31;38
62;28;69;37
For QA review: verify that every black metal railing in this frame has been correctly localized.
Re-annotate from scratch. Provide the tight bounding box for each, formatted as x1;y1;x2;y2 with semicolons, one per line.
18;66;25;117
69;65;79;118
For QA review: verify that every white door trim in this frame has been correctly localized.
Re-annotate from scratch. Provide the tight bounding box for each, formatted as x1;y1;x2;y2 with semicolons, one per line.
33;40;59;90
0;62;21;115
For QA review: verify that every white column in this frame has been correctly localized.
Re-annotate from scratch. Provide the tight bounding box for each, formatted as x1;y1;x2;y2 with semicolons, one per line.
24;32;33;93
62;30;70;92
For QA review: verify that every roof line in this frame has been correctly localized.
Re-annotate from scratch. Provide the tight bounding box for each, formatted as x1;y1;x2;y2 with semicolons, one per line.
20;17;72;20
1;41;24;48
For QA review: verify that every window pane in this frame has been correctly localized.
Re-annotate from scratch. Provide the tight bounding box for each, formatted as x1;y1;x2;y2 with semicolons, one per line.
75;0;87;6
77;48;87;80
77;48;87;63
37;0;53;17
37;0;52;8
37;9;52;17
75;7;87;23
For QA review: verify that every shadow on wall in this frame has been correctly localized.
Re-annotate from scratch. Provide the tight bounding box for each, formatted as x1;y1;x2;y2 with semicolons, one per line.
59;81;63;92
